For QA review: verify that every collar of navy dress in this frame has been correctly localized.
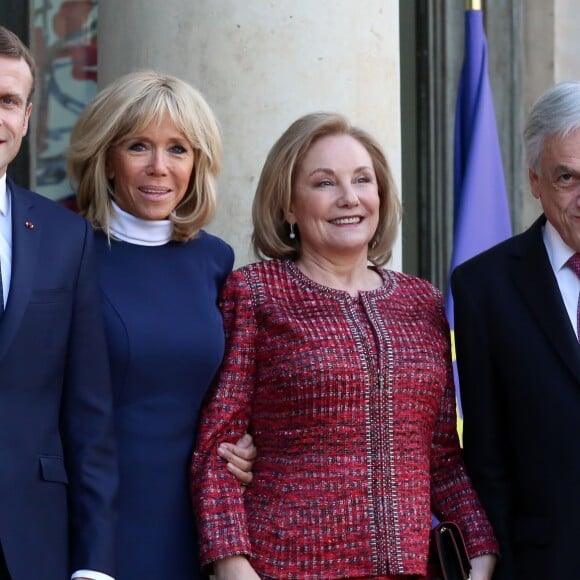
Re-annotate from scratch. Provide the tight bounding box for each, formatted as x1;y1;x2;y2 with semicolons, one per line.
109;200;173;246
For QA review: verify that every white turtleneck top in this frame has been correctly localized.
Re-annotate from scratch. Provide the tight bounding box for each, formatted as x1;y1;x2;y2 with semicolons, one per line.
109;201;173;246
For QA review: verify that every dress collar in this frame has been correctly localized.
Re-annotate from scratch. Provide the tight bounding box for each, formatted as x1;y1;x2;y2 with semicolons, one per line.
109;201;173;246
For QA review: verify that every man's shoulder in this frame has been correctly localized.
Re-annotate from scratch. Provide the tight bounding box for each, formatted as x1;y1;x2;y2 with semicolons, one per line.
454;217;542;277
10;182;87;230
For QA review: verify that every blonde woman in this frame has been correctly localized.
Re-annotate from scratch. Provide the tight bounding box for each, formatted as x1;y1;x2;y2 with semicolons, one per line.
68;71;255;580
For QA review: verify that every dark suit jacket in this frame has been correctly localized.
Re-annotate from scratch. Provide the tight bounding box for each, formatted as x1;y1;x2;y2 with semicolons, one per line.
451;215;580;579
0;178;117;579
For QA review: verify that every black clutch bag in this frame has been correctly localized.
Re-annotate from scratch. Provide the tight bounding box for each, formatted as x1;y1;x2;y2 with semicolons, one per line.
428;521;471;580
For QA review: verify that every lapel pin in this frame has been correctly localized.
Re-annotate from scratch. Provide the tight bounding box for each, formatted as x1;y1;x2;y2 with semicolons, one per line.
25;221;34;229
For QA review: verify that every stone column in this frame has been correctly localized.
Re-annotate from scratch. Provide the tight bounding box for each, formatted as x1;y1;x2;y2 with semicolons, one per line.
98;0;402;269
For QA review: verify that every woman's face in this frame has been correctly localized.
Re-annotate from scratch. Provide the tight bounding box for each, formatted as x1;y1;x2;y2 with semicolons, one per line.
287;134;380;262
107;113;194;221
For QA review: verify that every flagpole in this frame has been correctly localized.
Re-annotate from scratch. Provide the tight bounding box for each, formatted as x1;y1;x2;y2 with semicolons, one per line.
466;0;482;10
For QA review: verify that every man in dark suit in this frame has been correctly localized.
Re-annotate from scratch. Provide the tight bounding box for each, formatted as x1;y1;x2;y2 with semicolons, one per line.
0;26;117;580
452;81;580;580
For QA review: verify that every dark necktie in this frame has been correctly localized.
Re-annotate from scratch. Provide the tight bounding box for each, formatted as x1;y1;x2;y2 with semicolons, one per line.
567;253;580;341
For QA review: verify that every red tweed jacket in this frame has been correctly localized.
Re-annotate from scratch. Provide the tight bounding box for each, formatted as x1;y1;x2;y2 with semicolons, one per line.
191;259;498;578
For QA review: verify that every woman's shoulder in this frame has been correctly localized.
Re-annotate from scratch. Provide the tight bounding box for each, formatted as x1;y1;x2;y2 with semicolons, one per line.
382;269;444;303
188;232;234;282
384;268;438;289
224;259;290;294
194;230;233;256
234;258;284;274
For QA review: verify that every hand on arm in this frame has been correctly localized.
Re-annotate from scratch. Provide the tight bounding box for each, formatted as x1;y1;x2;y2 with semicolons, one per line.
214;555;261;580
470;554;497;580
218;433;257;485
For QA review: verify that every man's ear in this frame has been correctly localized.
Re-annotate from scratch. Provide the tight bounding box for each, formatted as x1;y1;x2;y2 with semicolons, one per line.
22;102;32;136
529;168;541;199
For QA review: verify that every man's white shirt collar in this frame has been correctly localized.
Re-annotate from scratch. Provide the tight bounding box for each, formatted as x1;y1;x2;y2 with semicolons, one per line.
0;173;10;308
543;219;576;273
543;219;580;337
0;174;7;217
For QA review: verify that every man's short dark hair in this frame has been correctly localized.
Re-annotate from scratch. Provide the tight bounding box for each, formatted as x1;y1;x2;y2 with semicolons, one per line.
0;26;36;102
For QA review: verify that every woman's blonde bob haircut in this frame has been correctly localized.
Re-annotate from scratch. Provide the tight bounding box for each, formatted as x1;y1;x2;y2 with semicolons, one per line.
67;70;222;242
252;112;402;266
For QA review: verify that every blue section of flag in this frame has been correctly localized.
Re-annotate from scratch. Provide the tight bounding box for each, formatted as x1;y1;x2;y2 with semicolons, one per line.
446;9;512;327
446;9;512;417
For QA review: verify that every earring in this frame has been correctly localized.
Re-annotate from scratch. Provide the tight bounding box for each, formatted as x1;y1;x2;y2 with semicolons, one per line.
289;223;296;240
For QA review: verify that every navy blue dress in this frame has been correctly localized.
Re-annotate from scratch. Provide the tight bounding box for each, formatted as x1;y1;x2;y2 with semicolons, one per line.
94;230;234;579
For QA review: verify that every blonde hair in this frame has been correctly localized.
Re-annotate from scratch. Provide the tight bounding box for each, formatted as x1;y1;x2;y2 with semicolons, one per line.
67;70;222;242
252;112;401;266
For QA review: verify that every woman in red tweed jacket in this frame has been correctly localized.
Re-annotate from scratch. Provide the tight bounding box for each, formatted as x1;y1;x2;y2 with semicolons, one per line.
191;112;498;579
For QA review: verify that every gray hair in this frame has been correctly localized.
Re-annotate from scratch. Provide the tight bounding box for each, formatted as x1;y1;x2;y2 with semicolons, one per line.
524;81;580;173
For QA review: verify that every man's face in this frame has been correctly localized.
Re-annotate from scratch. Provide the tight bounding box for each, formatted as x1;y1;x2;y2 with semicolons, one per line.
530;128;580;252
0;55;32;178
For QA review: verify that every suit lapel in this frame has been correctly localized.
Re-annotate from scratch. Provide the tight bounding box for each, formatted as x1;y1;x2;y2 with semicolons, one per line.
0;181;41;362
512;216;580;382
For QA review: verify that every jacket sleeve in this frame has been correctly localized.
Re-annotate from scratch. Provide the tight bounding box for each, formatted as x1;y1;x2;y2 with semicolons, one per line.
451;266;514;578
191;269;256;567
428;286;499;560
61;221;118;576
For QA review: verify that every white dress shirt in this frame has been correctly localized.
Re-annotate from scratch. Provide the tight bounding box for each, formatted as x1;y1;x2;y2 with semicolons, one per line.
0;173;12;308
71;572;115;580
542;220;580;338
0;177;114;580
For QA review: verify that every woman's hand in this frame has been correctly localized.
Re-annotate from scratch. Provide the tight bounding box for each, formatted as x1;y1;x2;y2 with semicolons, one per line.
214;555;261;580
469;553;497;580
218;433;257;485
